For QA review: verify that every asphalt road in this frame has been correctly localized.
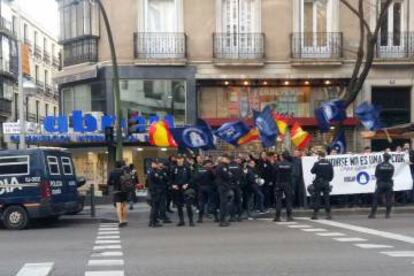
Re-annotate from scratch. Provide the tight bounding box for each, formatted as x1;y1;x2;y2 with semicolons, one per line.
1;205;414;276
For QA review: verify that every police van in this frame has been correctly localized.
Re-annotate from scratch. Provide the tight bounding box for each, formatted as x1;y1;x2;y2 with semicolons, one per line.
0;148;85;230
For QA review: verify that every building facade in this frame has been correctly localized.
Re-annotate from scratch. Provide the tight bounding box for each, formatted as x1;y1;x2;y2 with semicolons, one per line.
55;0;414;184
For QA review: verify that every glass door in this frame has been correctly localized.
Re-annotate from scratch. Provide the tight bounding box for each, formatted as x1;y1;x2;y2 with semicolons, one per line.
379;0;405;58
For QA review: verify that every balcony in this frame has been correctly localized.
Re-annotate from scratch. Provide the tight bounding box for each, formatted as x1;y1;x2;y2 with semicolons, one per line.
0;17;15;37
43;51;51;64
63;36;98;67
0;98;12;117
134;32;187;63
34;45;42;59
290;32;343;64
375;32;414;63
35;79;45;92
45;84;54;97
52;57;60;69
213;33;265;64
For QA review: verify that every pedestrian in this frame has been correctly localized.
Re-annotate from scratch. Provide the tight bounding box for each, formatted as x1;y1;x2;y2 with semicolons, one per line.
148;159;164;227
128;164;138;210
228;156;243;222
215;154;233;227
171;154;195;227
194;160;217;223
273;151;294;222
369;152;395;219
107;160;129;227
310;151;334;220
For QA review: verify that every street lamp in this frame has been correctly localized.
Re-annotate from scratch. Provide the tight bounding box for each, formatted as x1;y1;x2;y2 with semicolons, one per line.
73;0;123;162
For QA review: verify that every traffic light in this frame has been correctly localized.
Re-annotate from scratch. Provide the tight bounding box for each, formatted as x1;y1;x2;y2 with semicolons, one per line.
104;126;114;143
127;110;146;135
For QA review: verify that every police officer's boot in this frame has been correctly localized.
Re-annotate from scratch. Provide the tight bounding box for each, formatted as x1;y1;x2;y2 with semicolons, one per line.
326;210;332;220
219;222;230;227
287;211;294;222
273;216;281;222
163;217;172;224
197;214;203;224
368;208;376;219
311;210;318;220
385;207;392;219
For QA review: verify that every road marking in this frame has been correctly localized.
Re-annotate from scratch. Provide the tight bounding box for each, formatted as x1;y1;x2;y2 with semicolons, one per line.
301;228;327;232
97;236;120;240
91;251;124;258
93;245;122;251
98;228;119;231
354;244;394;249
95;240;121;244
98;231;120;235
88;260;124;266
316;232;346;237
299;218;414;244
381;251;414;257
334;237;368;242
15;262;54;276
288;224;311;228
100;223;118;226
257;218;273;221
276;222;298;225
85;271;124;276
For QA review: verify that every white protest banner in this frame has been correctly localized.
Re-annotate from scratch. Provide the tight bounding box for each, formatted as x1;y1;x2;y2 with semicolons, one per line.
302;152;413;196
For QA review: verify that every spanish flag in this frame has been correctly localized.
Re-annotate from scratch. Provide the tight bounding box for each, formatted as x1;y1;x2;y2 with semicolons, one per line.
291;122;311;150
274;114;289;136
237;128;260;145
149;121;177;147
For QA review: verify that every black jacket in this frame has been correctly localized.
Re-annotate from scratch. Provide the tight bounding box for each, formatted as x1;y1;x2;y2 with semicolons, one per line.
148;168;166;194
192;165;215;189
311;159;334;182
108;168;124;192
215;163;232;188
375;161;394;184
228;161;243;186
170;165;192;188
275;160;293;184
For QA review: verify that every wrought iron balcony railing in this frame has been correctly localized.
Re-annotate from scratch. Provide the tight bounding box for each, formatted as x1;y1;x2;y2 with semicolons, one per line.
52;57;60;69
43;51;51;64
0;17;14;37
35;79;45;92
213;33;265;60
376;32;414;60
290;32;343;59
0;98;12;117
134;32;187;59
34;45;42;59
63;36;98;67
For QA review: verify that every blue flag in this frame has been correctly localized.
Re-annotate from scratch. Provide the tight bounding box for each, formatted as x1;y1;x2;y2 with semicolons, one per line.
315;99;347;133
170;120;215;150
215;121;250;146
330;130;347;154
254;106;278;148
355;102;382;131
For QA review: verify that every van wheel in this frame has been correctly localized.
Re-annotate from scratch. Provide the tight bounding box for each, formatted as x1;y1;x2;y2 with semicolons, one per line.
3;206;29;230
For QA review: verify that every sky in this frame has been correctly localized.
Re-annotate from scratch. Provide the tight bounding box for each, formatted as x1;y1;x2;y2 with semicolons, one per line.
20;0;59;38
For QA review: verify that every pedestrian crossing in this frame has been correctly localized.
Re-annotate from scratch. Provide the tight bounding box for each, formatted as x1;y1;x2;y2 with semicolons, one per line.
85;223;125;276
15;262;54;276
275;219;414;266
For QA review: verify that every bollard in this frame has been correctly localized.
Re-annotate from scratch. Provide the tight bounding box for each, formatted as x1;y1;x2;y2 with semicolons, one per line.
90;184;96;218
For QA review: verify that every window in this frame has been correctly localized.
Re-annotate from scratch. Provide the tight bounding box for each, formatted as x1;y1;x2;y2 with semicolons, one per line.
35;65;39;82
61;157;73;175
61;82;106;115
43;38;47;52
0;156;30;176
36;100;40;123
34;31;38;47
47;156;60;175
45;103;49;116
302;0;328;46
23;24;28;42
53;106;57;117
44;70;49;86
145;0;178;32
58;0;100;41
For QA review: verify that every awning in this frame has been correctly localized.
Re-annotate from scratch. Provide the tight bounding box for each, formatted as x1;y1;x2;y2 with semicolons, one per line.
53;64;98;85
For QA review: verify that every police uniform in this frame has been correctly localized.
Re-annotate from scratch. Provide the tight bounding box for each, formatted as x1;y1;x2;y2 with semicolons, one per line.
158;165;172;223
215;162;233;226
369;153;395;219
274;159;294;221
245;166;265;217
193;162;217;223
148;167;164;227
310;157;334;219
228;161;243;221
171;164;194;226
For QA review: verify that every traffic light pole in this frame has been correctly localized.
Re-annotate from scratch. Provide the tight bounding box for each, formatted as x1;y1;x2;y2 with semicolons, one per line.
95;0;123;162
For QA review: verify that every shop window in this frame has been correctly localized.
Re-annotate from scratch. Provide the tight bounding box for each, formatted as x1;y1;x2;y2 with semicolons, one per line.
47;156;60;176
0;156;30;176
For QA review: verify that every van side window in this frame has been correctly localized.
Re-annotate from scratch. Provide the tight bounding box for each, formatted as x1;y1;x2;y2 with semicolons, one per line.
61;157;73;175
47;156;60;175
0;156;30;176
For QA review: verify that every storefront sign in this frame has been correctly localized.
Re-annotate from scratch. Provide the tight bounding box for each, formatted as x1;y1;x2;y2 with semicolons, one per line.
302;152;413;195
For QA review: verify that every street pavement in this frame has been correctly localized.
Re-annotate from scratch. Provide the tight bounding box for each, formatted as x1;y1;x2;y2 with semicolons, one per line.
1;204;414;276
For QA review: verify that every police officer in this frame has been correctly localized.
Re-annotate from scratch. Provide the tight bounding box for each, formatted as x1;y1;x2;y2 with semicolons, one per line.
215;154;233;227
310;151;334;220
274;151;294;222
158;161;172;224
194;160;217;223
148;159;164;227
228;156;243;222
244;159;265;218
171;154;195;227
369;152;395;219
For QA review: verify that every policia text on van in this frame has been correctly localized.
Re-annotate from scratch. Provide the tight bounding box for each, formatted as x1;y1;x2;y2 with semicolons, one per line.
0;149;85;230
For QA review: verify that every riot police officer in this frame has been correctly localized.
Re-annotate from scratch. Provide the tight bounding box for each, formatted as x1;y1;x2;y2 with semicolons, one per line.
148;159;164;227
158;161;172;224
229;156;243;222
310;151;334;220
194;160;217;223
369;152;395;219
244;159;265;218
274;151;294;222
171;155;195;227
215;155;233;227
